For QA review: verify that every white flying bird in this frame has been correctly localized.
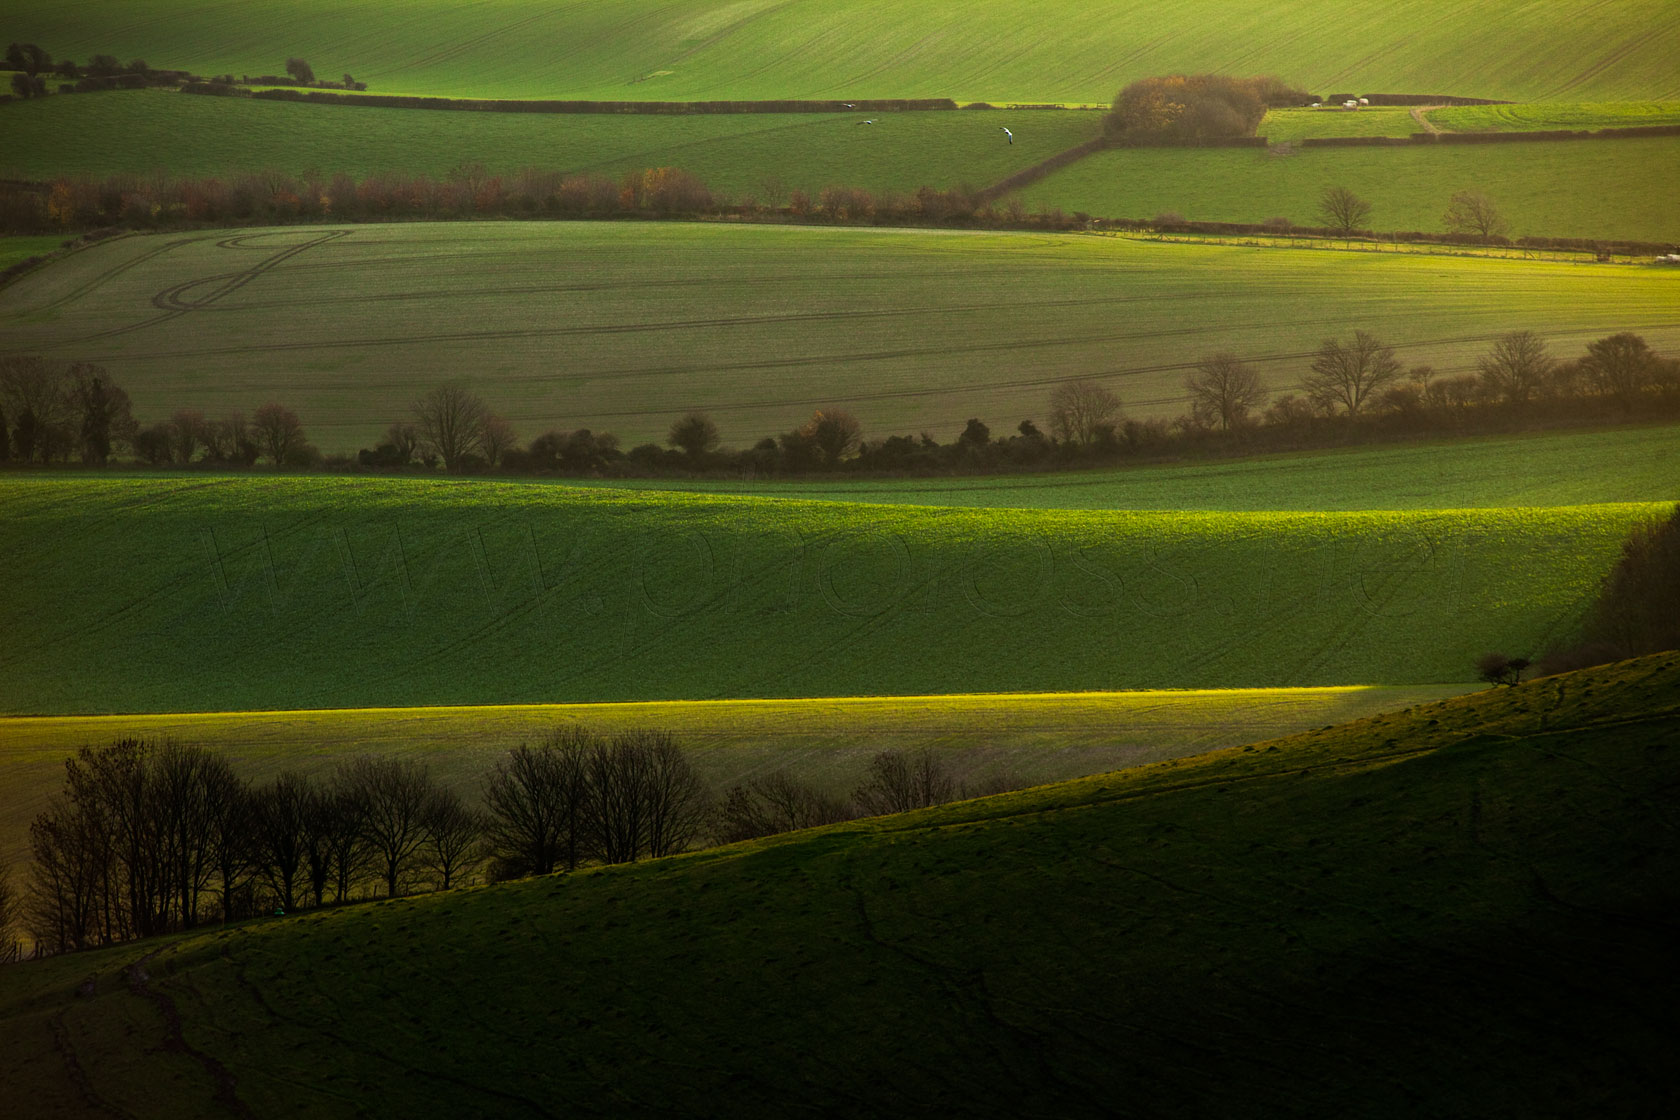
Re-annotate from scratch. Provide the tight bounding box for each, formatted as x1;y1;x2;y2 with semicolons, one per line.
1001;126;1013;144
841;102;854;109
857;118;876;126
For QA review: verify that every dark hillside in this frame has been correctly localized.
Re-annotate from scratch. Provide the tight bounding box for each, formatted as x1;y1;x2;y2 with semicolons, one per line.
3;653;1678;1115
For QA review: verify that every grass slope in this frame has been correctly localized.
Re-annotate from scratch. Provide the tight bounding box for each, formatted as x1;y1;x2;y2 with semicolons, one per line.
0;684;1461;871
1430;99;1680;132
585;425;1680;511
4;653;1676;1116
4;222;1677;450
1017;136;1680;242
0;476;1658;713
0;91;1097;191
7;0;1678;102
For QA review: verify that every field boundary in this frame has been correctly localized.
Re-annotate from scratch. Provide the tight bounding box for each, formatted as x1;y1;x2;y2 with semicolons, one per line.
231;88;958;114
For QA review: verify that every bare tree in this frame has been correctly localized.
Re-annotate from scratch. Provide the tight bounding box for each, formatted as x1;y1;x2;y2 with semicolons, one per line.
634;731;710;858
798;409;863;466
1186;354;1267;431
340;756;437;897
412;383;489;472
68;365;134;465
0;355;73;463
1317;185;1371;234
252;403;305;465
0;855;14;956
668;411;721;459
1477;331;1554;407
384;422;420;466
1442;189;1509;239
1581;332;1657;407
481;414;519;468
853;749;959;817
169;409;208;465
1048;379;1122;446
482;734;589;879
1304;331;1402;417
152;742;236;929
716;770;852;843
419;789;485;890
251;772;313;913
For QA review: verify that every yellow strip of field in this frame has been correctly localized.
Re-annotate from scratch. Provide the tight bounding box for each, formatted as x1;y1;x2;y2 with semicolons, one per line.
0;685;1465;868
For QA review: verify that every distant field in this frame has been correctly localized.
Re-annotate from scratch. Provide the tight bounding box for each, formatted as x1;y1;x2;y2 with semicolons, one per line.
585;426;1680;511
4;223;1677;452
1016;137;1680;242
1429;100;1680;132
0;476;1657;714
0;684;1459;869
0;91;1096;192
7;0;1677;103
1259;107;1419;141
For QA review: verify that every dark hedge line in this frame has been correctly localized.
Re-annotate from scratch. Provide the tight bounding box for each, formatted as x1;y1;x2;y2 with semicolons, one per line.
245;89;958;113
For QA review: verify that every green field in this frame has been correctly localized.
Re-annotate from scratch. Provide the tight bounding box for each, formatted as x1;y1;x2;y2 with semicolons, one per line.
0;475;1658;714
0;91;1097;192
1429;99;1680;132
1017;136;1680;242
1258;106;1420;141
0;684;1460;871
4;222;1677;452
3;652;1675;1115
0;234;64;272
7;0;1678;102
586;426;1680;511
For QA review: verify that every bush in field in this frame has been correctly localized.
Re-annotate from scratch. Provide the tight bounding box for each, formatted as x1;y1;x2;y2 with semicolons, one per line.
285;58;314;85
1476;652;1530;687
1105;75;1301;142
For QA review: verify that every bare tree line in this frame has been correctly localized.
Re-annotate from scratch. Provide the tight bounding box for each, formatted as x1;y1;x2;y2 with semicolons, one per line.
11;731;1000;959
5;329;1674;478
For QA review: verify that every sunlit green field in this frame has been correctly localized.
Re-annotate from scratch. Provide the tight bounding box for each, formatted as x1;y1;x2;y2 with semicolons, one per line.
1259;107;1420;141
4;222;1677;451
0;476;1658;715
8;0;1676;102
1429;100;1680;132
1016;137;1680;241
0;684;1460;869
3;653;1675;1116
0;91;1095;192
584;426;1680;511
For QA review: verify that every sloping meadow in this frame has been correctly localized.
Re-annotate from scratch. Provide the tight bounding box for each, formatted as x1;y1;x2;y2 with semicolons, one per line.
0;476;1656;713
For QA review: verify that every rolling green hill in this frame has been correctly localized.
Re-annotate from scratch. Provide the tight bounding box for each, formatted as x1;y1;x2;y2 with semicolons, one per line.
3;652;1675;1116
0;476;1659;713
4;222;1677;451
584;425;1680;511
1015;136;1680;243
7;0;1678;102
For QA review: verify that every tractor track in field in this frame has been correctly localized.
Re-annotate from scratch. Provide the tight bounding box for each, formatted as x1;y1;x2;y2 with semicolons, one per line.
124;948;256;1119
22;234;214;314
44;229;352;347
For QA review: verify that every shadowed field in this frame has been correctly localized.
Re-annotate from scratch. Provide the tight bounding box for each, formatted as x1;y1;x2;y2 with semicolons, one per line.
2;653;1674;1116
